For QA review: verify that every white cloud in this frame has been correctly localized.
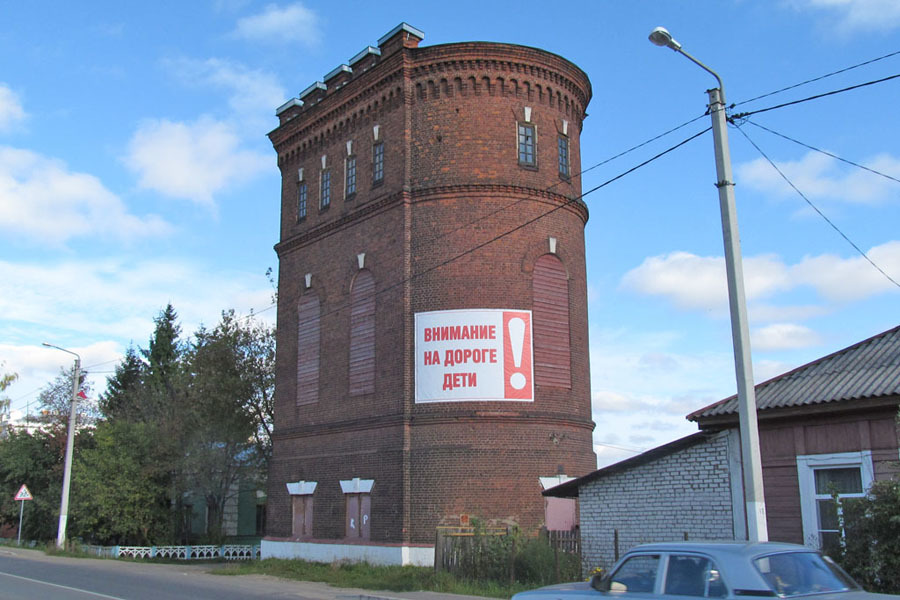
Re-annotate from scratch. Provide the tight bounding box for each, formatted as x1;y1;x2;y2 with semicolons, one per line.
755;359;799;383
125;116;269;207
752;323;822;351
620;251;790;312
789;0;900;33
165;58;285;120
0;257;274;344
748;304;830;323
589;328;737;467
792;241;900;301
621;242;899;313
0;146;171;244
0;84;27;132
738;151;900;205
233;3;321;46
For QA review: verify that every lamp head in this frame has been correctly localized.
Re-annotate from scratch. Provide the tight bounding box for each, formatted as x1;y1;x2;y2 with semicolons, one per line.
649;27;681;51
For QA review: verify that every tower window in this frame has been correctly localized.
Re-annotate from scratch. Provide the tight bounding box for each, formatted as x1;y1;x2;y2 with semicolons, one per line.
518;123;536;166
345;155;357;198
533;254;571;388
320;170;331;209
297;294;320;405
558;136;570;178
297;183;308;221
373;142;384;185
349;269;375;395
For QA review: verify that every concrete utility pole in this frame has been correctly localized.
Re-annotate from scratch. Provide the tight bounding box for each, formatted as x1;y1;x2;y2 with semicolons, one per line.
41;342;81;548
648;27;768;542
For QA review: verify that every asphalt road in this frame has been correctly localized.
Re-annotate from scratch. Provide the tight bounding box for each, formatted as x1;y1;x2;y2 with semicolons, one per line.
0;546;349;600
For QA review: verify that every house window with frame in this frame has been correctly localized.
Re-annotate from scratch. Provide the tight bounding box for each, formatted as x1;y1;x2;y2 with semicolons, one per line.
796;451;873;553
558;135;570;178
320;170;331;209
297;182;308;220
345;155;357;198
372;142;384;185
518;122;536;166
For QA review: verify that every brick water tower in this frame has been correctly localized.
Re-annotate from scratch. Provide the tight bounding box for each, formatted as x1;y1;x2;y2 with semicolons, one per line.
264;23;596;564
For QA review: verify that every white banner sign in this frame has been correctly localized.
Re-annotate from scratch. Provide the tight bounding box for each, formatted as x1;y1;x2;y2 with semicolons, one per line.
415;309;533;403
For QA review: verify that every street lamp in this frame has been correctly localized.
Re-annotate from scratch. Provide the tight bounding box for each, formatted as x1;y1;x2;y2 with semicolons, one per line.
41;342;81;549
649;27;768;542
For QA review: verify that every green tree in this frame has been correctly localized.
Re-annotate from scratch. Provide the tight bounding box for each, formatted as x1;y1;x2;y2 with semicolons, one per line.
34;365;97;429
98;346;145;422
838;478;900;593
0;363;17;436
0;429;65;540
70;421;171;545
182;311;269;542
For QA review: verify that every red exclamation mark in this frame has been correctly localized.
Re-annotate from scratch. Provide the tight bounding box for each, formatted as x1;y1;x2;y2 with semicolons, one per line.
503;311;532;399
508;317;526;390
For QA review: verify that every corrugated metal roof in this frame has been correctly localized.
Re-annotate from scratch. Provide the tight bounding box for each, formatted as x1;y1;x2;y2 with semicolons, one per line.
688;324;900;421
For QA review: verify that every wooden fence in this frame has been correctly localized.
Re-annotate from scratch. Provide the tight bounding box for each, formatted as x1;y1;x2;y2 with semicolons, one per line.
434;526;581;584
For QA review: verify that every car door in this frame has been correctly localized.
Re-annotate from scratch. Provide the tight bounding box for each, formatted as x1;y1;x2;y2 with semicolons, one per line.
606;554;662;596
660;554;728;599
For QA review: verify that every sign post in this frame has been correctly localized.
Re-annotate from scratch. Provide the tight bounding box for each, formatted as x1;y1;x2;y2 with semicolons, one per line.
14;484;33;546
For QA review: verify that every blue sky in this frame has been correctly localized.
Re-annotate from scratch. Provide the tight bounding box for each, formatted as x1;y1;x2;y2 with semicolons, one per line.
1;1;898;468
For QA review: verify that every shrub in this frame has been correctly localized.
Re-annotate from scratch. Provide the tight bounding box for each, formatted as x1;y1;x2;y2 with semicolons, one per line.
837;478;900;594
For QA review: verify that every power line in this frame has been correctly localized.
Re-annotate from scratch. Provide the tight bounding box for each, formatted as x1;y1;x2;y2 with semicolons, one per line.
732;123;900;291
297;127;712;329
594;441;647;454
5;126;709;413
732;72;900;120
418;112;710;255
733;49;900;107
738;119;900;187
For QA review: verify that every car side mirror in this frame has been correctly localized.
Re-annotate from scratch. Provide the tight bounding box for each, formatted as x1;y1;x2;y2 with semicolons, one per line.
591;574;610;592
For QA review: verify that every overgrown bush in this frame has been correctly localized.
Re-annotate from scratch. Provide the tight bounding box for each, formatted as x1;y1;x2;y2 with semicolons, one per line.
836;478;900;594
514;535;581;585
438;520;581;586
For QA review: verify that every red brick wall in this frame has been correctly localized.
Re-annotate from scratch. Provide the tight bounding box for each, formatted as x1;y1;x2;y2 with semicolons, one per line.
267;33;595;545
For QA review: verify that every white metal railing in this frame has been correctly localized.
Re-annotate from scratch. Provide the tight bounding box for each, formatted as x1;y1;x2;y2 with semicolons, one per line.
86;544;259;560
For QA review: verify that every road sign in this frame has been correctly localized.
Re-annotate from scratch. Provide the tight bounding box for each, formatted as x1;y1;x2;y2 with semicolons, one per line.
15;484;33;501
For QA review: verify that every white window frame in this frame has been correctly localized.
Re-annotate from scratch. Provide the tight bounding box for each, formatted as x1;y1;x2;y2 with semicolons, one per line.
517;122;537;167
796;451;874;549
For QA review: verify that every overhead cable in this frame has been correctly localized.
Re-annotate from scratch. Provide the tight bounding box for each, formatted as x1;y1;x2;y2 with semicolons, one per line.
732;72;900;120
734;49;900;107
741;119;900;187
733;124;900;291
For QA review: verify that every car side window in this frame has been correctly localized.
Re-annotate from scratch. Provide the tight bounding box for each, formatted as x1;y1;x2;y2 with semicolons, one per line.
609;555;660;593
664;555;727;598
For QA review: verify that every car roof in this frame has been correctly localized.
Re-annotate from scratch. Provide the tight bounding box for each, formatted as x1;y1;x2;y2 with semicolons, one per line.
620;541;820;591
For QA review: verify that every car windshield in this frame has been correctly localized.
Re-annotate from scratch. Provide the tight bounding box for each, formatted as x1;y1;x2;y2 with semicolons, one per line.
753;552;859;597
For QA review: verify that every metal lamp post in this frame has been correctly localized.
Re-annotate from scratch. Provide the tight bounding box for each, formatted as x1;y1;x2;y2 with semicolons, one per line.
41;342;81;548
648;27;768;542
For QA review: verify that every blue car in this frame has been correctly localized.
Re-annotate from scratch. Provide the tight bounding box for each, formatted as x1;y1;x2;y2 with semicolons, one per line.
511;542;899;600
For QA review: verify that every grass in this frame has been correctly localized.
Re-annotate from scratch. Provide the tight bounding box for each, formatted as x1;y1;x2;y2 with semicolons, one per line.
214;558;537;598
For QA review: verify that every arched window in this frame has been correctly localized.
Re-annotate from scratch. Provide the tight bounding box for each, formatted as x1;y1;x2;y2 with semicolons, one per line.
297;294;320;405
349;269;375;395
533;254;571;388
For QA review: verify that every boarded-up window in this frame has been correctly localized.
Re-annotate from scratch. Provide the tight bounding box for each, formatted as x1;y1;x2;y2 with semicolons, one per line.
292;495;314;537
349;270;375;395
345;493;371;540
533;254;571;388
297;294;320;405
